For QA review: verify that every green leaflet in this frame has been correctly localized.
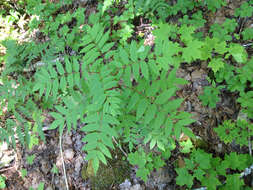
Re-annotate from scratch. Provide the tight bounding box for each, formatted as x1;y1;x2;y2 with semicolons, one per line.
65;57;72;73
60;76;67;91
155;87;176;104
67;74;74;89
163;98;183;112
144;104;157;124
153;112;166;129
136;99;149;120
127;93;140;112
140;61;149;80
132;63;140;81
101;42;115;53
130;40;138;62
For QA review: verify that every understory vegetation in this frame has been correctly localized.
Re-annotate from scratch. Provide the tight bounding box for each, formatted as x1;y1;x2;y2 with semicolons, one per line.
0;0;252;189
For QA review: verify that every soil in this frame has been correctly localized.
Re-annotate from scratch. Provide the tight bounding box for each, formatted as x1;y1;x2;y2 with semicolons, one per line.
0;0;252;189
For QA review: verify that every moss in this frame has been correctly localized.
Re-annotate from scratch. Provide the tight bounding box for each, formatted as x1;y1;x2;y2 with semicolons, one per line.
81;151;131;190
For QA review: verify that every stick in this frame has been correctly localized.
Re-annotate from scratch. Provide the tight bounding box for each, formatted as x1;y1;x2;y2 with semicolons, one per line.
59;125;69;190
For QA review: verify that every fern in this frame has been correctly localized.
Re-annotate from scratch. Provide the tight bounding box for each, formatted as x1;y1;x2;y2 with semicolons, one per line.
50;93;85;134
81;67;121;174
71;22;120;174
73;18;195;175
2;0;252;187
1;40;26;75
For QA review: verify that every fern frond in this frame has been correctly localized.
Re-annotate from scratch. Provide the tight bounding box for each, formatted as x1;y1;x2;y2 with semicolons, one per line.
50;92;85;134
80;64;122;174
80;23;114;74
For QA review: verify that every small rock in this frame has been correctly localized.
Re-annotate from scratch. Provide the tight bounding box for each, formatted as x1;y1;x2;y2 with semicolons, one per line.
217;143;223;153
193;80;203;91
237;110;248;121
176;68;191;81
45;185;54;190
146;167;172;190
74;134;83;151
214;10;226;24
64;134;72;145
74;155;83;178
176;68;188;78
185;73;191;81
0;153;15;168
119;179;132;190
64;149;75;160
130;184;143;190
0;142;8;151
191;69;206;81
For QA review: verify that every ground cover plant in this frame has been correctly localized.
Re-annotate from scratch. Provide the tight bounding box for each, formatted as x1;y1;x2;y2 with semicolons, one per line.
0;0;252;189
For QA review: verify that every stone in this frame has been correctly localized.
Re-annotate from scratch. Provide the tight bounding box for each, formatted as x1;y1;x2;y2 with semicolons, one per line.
64;134;72;145
0;142;8;151
64;149;75;160
146;167;172;190
191;69;206;81
45;185;54;190
119;179;132;190
130;184;143;190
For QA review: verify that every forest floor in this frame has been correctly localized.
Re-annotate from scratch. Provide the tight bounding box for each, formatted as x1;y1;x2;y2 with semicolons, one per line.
0;0;252;190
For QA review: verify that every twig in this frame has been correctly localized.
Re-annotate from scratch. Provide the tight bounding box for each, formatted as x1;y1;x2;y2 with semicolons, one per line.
248;137;252;156
59;125;69;190
112;136;128;157
243;43;253;47
0;166;15;173
193;187;206;190
23;56;64;72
